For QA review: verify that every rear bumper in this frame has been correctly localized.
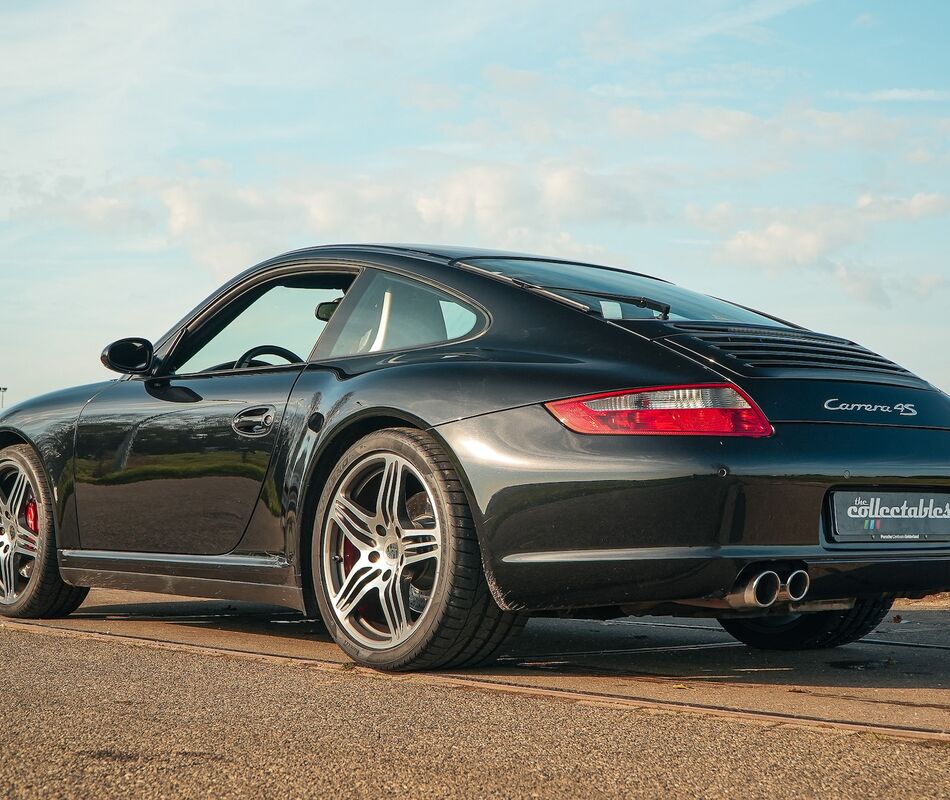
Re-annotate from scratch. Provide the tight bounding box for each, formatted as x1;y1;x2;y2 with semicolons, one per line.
496;546;950;610
434;406;950;611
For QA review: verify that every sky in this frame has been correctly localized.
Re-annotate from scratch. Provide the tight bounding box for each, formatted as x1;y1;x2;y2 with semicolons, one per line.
1;0;948;407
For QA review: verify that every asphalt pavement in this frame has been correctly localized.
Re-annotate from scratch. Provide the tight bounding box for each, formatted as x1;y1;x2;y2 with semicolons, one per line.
0;590;947;799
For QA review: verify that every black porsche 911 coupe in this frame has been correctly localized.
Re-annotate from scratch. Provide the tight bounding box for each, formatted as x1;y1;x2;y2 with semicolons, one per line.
1;244;948;669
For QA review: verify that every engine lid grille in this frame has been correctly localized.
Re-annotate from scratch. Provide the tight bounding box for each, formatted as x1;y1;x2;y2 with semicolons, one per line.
668;322;917;381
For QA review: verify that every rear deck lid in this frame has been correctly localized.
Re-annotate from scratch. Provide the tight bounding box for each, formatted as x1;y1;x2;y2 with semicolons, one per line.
733;378;950;429
615;320;950;429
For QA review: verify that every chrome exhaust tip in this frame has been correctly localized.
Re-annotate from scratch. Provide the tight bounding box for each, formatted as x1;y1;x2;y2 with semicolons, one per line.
783;569;810;603
726;570;781;609
746;570;782;607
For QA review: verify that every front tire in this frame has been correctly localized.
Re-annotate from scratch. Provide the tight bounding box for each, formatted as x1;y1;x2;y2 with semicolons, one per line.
718;596;894;650
312;428;525;671
0;445;88;618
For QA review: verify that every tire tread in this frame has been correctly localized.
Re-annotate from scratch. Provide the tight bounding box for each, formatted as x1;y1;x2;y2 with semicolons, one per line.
718;595;894;651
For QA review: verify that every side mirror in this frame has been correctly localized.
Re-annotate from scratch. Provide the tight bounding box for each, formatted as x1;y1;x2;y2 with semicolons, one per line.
316;299;341;322
101;337;154;375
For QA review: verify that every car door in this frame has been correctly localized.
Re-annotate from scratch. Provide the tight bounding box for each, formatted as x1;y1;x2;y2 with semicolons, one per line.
73;268;355;555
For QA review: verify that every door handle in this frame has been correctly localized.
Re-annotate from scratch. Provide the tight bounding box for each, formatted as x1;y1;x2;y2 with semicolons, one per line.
232;405;278;437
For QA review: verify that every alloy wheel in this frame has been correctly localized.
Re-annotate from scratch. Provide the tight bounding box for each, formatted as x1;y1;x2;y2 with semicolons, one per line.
321;452;441;649
0;459;41;605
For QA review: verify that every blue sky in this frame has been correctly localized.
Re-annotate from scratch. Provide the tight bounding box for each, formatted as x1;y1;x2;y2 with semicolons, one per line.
1;0;948;405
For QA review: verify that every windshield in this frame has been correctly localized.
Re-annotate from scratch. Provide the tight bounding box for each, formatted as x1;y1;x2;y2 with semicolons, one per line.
463;258;790;328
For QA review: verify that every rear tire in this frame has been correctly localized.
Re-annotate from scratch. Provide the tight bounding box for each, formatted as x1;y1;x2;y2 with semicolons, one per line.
718;596;894;650
0;445;89;619
312;428;526;671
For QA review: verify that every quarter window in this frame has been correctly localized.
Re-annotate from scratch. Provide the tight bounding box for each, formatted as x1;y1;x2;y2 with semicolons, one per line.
319;272;481;358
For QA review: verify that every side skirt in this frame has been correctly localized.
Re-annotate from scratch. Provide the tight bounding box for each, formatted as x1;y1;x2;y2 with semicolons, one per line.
58;549;306;612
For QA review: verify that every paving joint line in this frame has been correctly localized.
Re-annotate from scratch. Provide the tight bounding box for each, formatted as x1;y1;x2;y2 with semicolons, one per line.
3;619;948;745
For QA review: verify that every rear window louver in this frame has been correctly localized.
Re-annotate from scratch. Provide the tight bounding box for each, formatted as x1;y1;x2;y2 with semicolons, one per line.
670;323;913;379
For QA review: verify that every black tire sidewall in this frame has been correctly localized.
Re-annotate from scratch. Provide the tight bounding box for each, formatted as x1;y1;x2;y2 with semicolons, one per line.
718;596;892;650
720;612;828;643
311;429;465;669
0;446;55;616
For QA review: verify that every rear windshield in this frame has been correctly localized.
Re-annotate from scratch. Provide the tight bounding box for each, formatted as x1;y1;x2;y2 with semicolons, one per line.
463;258;789;328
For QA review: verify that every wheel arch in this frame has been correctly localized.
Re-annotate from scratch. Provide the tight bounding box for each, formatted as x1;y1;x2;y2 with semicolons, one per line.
0;428;30;451
0;424;81;544
295;408;489;617
0;428;55;501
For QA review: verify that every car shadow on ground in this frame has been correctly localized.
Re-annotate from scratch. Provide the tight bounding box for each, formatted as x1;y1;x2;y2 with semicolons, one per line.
70;595;950;692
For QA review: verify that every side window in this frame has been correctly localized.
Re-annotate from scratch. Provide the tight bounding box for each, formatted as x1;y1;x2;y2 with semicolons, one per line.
169;272;354;374
440;300;478;339
319;271;481;358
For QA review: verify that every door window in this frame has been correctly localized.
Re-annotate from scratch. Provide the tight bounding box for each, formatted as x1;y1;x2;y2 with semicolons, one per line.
170;272;354;374
317;271;482;358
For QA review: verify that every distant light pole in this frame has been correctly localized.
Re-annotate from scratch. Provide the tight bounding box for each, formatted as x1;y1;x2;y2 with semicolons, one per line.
0;388;6;409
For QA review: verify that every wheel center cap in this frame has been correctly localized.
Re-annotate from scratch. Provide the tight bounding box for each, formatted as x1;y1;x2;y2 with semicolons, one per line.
385;543;399;560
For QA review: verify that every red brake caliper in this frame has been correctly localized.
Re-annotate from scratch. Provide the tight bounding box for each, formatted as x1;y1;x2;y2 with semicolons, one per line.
341;537;358;574
25;499;39;534
340;538;376;618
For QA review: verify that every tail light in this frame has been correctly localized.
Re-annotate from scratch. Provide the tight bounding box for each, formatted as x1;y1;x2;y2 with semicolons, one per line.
544;384;773;437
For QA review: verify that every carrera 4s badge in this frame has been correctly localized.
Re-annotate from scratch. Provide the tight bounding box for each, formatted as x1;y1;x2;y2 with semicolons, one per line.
824;398;917;416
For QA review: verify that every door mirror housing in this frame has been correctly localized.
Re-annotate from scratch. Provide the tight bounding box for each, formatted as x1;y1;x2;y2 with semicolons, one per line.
101;337;154;375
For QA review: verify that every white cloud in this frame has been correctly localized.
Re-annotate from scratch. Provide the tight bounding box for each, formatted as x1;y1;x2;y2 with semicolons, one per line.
405;82;463;112
1;0;948;404
0;1;519;183
7;156;649;279
714;192;949;265
830;89;950;103
446;67;910;154
583;0;817;62
833;262;890;308
591;63;794;102
912;273;946;296
685;202;736;229
721;222;839;269
905;146;934;165
795;106;905;147
626;103;780;152
833;263;947;311
855;192;950;220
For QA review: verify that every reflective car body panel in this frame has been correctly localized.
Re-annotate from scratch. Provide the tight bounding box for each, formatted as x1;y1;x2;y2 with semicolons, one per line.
435;405;950;610
0;381;112;549
0;244;947;615
73;367;304;554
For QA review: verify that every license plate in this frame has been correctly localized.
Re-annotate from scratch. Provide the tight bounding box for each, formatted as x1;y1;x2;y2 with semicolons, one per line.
831;491;950;543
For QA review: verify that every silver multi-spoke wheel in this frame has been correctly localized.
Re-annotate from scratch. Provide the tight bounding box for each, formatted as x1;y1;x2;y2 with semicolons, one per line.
313;429;526;671
0;458;41;605
321;452;441;649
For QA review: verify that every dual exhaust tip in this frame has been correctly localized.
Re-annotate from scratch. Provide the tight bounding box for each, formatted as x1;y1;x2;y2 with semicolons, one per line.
731;569;810;609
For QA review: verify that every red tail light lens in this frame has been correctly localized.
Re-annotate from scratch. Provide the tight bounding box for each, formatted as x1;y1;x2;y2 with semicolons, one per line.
544;384;773;437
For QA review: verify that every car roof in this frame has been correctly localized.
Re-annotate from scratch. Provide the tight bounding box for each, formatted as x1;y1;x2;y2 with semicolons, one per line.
271;243;676;286
157;243;668;349
221;242;673;308
156;244;530;347
265;243;671;282
272;243;546;263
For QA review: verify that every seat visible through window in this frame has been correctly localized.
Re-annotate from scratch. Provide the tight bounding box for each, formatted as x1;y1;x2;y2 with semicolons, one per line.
320;271;480;358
